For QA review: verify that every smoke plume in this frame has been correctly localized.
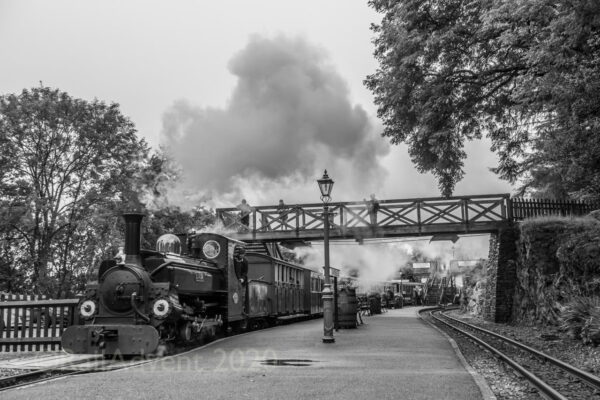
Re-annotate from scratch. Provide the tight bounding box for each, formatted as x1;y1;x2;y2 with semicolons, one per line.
160;34;388;206
295;235;490;283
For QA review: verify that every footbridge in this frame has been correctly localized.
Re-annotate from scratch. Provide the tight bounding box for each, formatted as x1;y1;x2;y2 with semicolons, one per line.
218;194;583;242
216;194;596;323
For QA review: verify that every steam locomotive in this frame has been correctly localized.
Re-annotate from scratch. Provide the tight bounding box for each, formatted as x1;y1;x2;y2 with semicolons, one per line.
61;213;324;355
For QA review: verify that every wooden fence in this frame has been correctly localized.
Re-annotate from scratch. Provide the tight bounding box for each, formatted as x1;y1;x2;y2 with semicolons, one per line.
0;295;80;352
510;198;599;220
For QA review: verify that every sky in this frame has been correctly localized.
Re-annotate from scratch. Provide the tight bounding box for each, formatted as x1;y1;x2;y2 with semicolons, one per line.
1;1;508;272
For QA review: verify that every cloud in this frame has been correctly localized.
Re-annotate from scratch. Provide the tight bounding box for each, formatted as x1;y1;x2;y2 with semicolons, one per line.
160;34;389;206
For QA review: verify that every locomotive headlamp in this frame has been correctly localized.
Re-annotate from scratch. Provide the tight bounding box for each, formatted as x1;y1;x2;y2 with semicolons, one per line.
151;298;171;319
80;299;98;320
202;240;221;259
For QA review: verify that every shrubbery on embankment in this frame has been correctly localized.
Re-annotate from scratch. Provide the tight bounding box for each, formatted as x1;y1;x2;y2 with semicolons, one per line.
514;213;600;343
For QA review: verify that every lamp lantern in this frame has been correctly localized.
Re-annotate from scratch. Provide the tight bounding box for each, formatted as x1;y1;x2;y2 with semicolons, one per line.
317;170;334;203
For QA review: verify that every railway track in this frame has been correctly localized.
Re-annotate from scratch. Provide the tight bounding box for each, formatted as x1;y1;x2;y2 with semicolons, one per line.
423;308;600;400
0;356;152;392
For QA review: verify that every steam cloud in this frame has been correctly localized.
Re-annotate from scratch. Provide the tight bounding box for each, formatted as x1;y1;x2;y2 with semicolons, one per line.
161;34;388;205
295;235;490;284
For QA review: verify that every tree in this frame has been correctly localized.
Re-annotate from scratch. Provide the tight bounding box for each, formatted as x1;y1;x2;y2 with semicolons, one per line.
366;0;600;198
0;86;150;295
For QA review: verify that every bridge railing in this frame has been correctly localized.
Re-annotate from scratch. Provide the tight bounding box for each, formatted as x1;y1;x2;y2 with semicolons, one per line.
216;194;512;234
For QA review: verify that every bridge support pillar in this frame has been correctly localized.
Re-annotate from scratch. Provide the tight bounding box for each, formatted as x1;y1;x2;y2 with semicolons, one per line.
483;226;519;323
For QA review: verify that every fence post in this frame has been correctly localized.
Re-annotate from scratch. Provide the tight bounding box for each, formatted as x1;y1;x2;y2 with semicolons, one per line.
506;196;513;222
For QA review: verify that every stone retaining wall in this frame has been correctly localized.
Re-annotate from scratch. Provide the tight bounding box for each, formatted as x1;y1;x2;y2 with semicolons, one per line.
483;225;519;323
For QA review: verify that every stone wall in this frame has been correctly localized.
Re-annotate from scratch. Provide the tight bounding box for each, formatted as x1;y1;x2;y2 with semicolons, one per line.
482;233;498;321
483;225;519;323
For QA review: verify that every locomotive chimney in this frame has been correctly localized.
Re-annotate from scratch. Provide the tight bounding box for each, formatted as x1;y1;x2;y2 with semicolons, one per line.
123;212;145;264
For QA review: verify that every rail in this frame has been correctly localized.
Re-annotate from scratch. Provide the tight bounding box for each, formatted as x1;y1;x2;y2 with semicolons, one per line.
426;309;600;400
440;310;600;390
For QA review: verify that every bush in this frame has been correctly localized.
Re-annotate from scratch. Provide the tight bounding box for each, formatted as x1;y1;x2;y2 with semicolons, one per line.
514;215;600;324
560;296;600;345
582;307;600;346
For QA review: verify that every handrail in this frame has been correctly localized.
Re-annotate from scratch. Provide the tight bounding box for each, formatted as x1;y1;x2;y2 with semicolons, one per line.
130;292;150;323
0;299;79;308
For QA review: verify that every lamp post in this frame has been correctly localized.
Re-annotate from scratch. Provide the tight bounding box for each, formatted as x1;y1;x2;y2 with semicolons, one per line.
317;169;335;343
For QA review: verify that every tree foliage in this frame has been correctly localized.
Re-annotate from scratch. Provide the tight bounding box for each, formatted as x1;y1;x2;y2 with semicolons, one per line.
142;206;216;250
0;86;151;296
366;0;600;198
0;86;216;296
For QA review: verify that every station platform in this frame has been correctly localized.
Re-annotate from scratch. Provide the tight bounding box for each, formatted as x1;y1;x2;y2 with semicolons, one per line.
4;307;493;400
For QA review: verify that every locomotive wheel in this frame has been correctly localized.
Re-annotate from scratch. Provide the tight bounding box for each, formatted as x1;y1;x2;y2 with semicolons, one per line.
239;319;248;332
207;326;216;340
179;322;193;342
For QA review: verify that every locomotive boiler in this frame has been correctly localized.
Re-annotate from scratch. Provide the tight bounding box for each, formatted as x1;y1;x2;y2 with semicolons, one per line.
61;213;323;355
